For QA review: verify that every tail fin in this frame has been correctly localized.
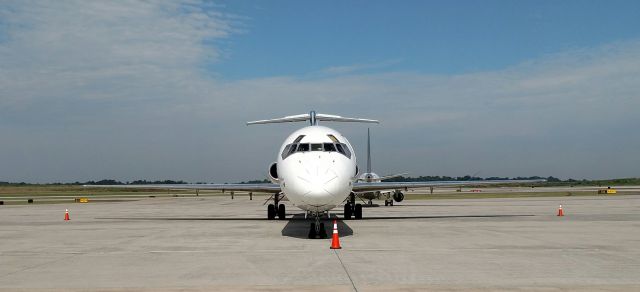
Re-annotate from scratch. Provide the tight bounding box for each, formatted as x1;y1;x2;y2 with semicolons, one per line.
247;111;379;126
366;128;372;174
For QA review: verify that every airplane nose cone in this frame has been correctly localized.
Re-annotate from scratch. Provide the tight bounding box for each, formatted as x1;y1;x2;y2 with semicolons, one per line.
302;176;343;205
288;156;349;206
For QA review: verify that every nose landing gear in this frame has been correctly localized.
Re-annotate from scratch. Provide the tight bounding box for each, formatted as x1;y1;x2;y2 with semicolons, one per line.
308;212;327;239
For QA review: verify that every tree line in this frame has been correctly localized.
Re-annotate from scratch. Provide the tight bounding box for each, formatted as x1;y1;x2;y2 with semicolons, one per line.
0;179;189;186
1;176;639;186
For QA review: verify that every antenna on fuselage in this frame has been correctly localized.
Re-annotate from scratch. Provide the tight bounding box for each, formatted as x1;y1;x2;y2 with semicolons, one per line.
246;111;379;125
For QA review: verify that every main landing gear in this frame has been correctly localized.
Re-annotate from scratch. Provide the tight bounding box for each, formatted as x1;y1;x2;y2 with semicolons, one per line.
343;192;362;220
384;190;404;206
267;193;286;220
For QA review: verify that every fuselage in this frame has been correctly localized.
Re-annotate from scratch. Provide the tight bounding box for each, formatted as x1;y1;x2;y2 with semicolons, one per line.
357;172;382;182
356;172;383;200
276;125;357;213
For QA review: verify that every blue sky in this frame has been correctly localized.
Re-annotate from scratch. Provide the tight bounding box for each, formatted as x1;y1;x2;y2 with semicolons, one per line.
212;0;640;79
1;1;639;182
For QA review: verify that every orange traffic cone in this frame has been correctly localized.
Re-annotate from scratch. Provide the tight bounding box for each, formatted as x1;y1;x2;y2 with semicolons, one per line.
557;205;564;217
330;219;341;249
64;209;70;221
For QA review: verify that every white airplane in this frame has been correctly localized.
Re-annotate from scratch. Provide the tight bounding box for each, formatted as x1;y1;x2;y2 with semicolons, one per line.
88;111;543;239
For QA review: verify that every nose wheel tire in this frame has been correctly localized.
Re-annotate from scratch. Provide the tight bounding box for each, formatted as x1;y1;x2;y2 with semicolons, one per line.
344;203;353;219
318;222;327;238
354;203;363;219
267;204;276;220
308;223;316;238
308;212;327;239
308;222;327;239
277;204;286;220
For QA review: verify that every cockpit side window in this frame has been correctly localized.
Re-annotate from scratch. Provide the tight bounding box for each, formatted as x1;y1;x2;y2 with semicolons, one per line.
340;143;351;158
281;144;298;160
287;144;297;155
281;144;292;160
289;144;298;154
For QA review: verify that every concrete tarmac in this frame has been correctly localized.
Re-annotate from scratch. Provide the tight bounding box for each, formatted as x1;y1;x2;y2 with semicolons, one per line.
1;194;639;291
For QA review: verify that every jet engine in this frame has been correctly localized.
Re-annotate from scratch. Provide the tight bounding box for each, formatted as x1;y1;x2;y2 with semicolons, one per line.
268;162;279;183
392;190;404;202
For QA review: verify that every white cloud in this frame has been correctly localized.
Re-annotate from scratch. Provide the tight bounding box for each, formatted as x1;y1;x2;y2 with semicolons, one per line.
0;0;231;109
317;59;403;75
0;1;639;182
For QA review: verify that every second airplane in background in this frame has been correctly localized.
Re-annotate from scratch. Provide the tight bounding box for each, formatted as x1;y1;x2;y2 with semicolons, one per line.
355;128;408;206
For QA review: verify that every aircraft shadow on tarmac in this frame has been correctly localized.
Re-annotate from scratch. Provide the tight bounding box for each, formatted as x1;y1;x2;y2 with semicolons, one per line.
96;213;355;239
281;214;353;239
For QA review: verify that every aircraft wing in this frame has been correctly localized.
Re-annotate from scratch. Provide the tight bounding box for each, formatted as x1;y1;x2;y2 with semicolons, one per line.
352;179;545;193
83;183;282;193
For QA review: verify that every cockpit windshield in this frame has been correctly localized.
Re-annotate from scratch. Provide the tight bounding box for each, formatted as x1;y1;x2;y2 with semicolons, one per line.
323;143;336;152
280;135;351;159
310;144;323;151
297;143;310;152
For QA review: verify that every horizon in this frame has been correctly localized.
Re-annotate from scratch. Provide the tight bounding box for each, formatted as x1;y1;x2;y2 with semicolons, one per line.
3;175;638;185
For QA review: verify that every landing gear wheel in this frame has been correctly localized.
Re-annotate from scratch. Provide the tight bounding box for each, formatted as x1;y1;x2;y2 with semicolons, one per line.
308;223;317;239
318;223;327;239
384;200;389;206
267;204;276;220
389;200;394;206
354;203;363;219
277;204;286;220
344;203;352;219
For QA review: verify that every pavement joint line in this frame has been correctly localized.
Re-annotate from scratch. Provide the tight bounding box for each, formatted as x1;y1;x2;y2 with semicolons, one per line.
333;249;358;292
0;252;80;280
3;250;321;256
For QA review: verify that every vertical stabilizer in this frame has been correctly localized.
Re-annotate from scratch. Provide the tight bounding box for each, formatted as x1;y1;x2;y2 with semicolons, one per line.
367;128;372;174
